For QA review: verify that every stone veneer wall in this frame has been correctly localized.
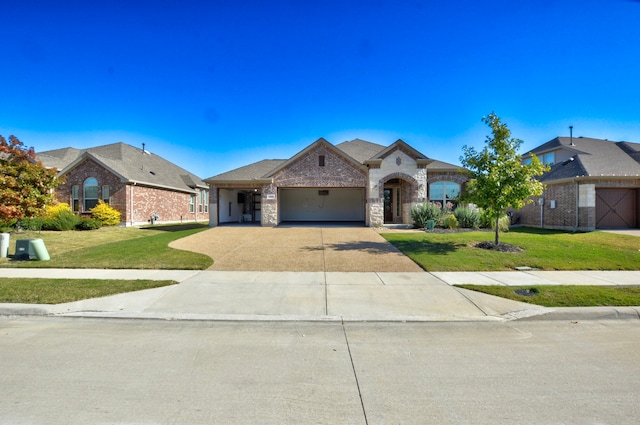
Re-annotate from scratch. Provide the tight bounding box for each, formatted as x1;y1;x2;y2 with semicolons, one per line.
367;150;427;226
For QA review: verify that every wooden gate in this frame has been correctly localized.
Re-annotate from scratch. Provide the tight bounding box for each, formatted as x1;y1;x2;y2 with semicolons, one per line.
596;188;637;228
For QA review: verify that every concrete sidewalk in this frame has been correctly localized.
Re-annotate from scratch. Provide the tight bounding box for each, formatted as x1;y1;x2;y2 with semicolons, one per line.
1;268;639;321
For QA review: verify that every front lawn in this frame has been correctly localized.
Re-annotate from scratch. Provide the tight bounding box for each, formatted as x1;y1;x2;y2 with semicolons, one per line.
381;227;640;271
0;223;213;270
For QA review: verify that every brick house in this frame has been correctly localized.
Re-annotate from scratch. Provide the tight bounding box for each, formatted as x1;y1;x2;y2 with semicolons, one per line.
518;136;640;230
205;138;466;227
38;142;209;226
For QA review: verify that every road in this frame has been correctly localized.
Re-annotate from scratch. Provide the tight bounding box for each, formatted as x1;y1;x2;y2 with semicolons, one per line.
1;317;639;424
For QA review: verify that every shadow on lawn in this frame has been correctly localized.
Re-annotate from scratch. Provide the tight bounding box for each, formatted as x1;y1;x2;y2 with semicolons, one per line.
389;240;460;255
139;223;208;232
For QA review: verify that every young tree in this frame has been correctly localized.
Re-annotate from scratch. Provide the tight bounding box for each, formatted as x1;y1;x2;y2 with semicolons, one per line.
0;135;61;223
460;113;548;245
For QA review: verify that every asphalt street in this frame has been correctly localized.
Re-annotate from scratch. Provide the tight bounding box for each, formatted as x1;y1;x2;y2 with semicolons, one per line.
1;316;639;425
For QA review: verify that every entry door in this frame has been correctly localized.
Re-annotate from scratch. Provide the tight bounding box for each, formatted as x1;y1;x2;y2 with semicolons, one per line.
384;189;393;223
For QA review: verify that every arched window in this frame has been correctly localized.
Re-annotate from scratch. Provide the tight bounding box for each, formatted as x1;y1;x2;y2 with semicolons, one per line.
429;181;461;209
83;177;99;211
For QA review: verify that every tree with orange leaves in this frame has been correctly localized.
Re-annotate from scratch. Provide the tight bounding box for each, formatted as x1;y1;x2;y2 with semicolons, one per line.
0;135;61;223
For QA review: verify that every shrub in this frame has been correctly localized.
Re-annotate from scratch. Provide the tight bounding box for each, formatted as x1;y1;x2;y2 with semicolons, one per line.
454;206;481;229
76;217;102;230
19;217;44;231
90;201;121;226
443;214;458;229
411;202;443;228
42;209;80;231
44;202;72;219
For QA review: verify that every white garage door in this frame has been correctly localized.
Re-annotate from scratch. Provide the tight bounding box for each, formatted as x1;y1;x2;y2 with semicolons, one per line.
279;188;365;222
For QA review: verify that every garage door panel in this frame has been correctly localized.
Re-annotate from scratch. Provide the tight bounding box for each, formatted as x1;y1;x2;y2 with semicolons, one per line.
280;188;364;221
596;189;637;228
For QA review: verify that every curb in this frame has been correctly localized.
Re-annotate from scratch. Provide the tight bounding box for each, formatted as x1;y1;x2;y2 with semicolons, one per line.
518;306;640;321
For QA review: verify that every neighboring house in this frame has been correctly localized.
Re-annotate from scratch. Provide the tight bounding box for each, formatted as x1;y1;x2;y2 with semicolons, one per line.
37;142;209;226
205;137;466;227
518;136;640;230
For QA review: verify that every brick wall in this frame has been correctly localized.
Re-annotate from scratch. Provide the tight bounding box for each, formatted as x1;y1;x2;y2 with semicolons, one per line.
55;158;126;215
273;144;367;187
130;184;208;225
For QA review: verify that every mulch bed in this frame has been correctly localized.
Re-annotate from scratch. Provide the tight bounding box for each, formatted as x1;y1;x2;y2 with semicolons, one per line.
475;241;523;252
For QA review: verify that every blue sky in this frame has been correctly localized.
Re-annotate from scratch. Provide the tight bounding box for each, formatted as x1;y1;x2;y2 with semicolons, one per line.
2;0;640;179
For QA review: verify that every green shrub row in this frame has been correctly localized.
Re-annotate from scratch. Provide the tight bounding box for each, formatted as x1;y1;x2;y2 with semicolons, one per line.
411;203;509;231
19;213;102;231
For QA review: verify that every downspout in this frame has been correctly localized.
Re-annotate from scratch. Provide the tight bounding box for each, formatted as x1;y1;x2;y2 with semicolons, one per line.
575;180;579;231
130;182;136;226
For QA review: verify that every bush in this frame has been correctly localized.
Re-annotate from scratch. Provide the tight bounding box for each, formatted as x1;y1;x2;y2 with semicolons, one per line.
44;202;72;219
42;209;80;231
90;201;121;226
454;206;481;229
19;217;44;231
411;202;443;228
76;218;102;230
443;214;458;229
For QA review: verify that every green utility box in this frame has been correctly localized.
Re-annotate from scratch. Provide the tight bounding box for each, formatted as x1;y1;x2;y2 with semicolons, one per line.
15;239;36;260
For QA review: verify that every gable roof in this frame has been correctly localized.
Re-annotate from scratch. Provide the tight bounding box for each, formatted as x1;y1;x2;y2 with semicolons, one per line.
264;137;367;178
38;142;208;192
335;139;386;163
527;137;640;182
363;139;434;167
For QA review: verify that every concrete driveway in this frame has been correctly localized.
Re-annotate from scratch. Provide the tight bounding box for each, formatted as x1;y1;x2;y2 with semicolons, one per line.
169;225;423;272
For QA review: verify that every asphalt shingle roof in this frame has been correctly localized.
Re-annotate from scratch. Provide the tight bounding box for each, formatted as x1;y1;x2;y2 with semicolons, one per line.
335;139;387;163
206;159;286;182
530;137;640;182
38;142;208;192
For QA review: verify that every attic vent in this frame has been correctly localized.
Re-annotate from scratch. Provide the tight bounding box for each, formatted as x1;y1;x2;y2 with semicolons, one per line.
149;171;156;175
318;190;329;196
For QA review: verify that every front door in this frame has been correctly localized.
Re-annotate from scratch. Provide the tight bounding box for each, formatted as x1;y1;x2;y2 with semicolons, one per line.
383;189;393;223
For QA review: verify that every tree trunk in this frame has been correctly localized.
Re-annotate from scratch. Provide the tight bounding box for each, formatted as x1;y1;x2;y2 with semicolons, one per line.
494;216;500;245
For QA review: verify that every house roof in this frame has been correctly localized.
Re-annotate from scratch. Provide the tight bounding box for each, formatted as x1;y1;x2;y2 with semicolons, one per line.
527;137;640;182
334;139;387;163
207;138;459;183
37;142;208;192
206;159;286;183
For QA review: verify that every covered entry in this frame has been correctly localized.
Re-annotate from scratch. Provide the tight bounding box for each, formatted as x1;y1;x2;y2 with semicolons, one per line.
596;188;638;228
279;188;365;222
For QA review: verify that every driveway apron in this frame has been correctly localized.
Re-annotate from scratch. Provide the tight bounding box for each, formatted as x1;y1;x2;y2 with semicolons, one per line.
169;225;423;272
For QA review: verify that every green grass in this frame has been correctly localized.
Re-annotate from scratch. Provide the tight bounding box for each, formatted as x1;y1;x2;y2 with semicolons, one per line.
381;227;640;271
0;278;176;304
456;285;640;307
1;223;213;270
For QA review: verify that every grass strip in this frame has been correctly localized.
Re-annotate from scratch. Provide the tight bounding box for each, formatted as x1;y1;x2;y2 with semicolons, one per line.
381;228;640;271
456;284;640;307
0;278;176;304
